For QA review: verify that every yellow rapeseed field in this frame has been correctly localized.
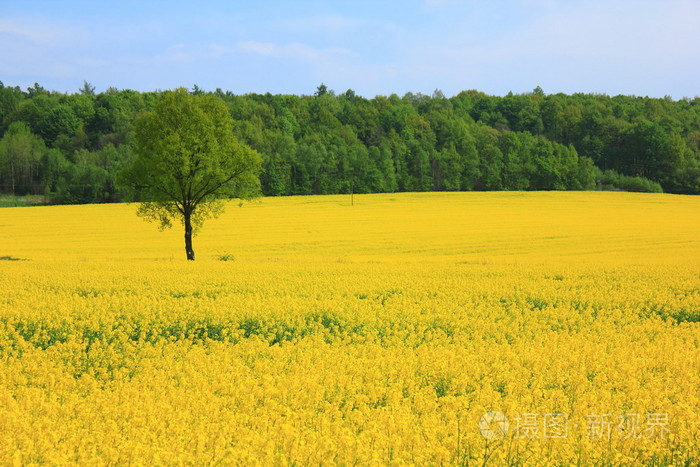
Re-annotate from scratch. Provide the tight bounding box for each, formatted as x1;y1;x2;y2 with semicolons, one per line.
0;191;699;465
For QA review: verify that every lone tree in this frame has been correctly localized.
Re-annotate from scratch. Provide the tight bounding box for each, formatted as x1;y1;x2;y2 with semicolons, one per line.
122;88;261;260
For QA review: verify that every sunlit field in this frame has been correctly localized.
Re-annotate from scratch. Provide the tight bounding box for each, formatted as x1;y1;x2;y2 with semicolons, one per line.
1;192;699;465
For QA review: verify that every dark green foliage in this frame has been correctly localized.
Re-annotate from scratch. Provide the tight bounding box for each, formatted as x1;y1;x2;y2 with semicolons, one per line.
598;169;664;193
2;83;699;202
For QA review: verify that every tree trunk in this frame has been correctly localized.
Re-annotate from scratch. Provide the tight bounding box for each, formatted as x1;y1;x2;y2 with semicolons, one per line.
184;211;195;261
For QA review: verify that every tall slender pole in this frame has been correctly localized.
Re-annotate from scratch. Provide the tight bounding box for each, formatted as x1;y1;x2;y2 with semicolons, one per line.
351;172;354;206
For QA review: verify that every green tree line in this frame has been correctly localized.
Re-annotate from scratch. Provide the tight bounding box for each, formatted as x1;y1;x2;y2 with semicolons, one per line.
2;81;699;203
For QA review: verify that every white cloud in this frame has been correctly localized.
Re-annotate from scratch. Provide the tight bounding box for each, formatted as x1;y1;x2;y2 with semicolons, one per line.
278;14;358;32
423;0;464;9
73;57;111;68
154;43;195;63
0;17;89;89
236;41;357;62
237;41;277;56
392;0;700;97
0;18;79;45
209;43;233;57
498;0;700;72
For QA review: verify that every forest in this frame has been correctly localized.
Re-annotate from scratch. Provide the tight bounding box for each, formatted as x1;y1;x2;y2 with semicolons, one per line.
1;81;699;204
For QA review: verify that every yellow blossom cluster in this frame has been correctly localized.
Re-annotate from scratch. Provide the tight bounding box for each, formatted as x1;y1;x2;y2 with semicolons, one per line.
0;192;699;465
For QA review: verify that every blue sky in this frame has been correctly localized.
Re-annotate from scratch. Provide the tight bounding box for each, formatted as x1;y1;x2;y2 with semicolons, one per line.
1;0;698;98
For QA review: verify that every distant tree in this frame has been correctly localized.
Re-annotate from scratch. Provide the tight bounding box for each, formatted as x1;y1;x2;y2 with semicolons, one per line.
474;126;503;190
315;83;328;97
61;149;110;203
0;82;25;133
38;104;82;149
80;81;96;96
0;122;46;195
121;88;261;260
26;83;46;97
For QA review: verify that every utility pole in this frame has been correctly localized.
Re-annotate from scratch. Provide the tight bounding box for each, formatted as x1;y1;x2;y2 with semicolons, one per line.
351;171;354;206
